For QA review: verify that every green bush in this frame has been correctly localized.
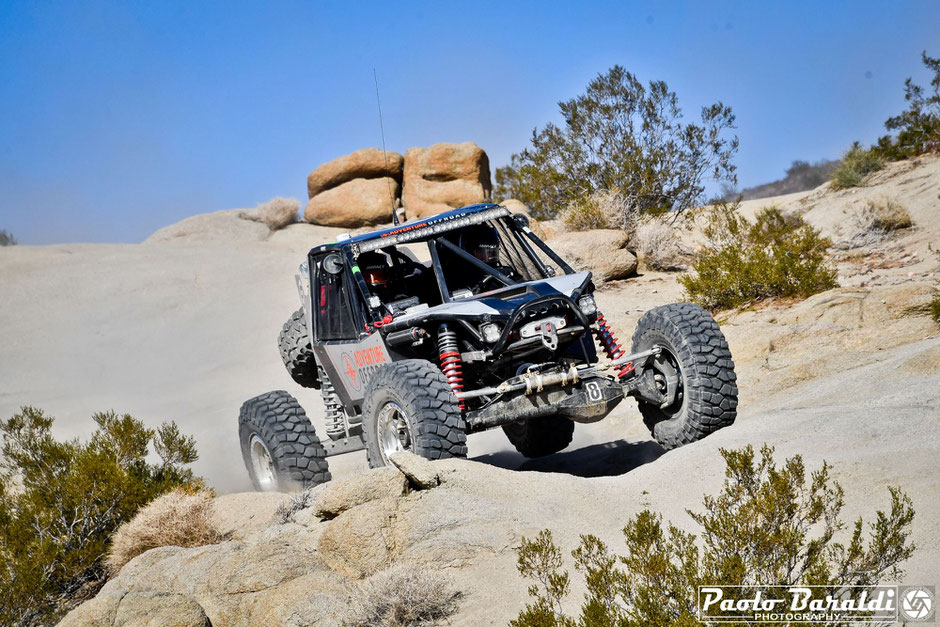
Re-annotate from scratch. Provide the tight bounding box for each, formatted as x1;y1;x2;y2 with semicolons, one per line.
679;203;838;310
496;65;738;220
0;229;16;246
830;143;884;190
512;445;915;627
563;196;610;231
0;408;203;625
874;51;940;160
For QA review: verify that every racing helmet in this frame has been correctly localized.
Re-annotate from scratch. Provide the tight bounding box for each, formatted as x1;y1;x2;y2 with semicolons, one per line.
357;252;391;289
457;224;500;265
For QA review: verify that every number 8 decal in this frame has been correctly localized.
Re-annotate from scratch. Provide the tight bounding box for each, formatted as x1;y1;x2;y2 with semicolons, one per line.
585;381;602;402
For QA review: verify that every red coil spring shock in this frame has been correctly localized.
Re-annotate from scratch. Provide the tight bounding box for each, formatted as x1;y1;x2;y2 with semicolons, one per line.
594;312;634;379
438;324;465;409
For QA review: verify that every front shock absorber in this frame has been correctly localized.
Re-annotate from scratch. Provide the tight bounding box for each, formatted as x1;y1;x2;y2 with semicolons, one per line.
318;365;347;440
438;324;465;410
594;312;634;379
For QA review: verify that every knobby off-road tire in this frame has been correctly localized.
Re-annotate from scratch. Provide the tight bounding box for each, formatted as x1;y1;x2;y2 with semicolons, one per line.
239;390;331;491
362;360;468;469
631;303;737;450
502;415;575;458
278;309;320;389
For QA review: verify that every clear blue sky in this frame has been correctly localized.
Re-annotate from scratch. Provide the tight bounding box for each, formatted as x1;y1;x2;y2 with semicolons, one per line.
1;1;938;244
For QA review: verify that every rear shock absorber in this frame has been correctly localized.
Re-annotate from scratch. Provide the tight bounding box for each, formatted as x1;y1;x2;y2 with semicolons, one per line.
318;365;347;440
594;312;634;379
438;324;466;410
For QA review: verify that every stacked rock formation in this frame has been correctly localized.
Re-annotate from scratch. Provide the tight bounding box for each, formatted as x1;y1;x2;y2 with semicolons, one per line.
304;148;403;228
401;142;492;219
304;142;492;228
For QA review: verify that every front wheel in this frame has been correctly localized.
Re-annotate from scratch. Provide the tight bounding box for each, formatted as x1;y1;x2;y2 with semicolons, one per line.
362;360;468;468
239;390;331;491
631;303;737;450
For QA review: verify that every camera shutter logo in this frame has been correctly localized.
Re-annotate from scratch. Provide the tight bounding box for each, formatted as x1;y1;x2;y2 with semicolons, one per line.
900;586;935;622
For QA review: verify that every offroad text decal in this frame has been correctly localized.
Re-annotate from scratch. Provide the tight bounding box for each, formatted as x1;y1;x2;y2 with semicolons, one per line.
354;346;386;366
380;221;429;238
341;347;388;391
322;334;390;399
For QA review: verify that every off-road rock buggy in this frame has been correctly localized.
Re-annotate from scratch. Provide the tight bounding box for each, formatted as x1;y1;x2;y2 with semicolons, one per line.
239;203;737;491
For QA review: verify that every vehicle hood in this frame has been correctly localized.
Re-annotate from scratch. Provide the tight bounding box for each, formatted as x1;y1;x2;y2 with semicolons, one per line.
385;271;592;328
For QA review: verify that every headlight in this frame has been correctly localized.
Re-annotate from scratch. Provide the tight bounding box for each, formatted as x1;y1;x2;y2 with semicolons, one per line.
578;294;597;316
480;323;502;344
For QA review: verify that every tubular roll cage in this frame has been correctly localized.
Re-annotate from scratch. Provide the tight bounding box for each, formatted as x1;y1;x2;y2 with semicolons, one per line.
305;203;577;338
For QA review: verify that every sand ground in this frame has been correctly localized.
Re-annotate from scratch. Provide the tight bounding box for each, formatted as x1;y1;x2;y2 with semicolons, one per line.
2;156;939;606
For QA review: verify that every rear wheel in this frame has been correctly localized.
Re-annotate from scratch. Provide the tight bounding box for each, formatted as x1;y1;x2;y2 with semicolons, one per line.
362;360;467;468
239;390;331;491
278;309;320;388
502;415;574;458
631;303;737;450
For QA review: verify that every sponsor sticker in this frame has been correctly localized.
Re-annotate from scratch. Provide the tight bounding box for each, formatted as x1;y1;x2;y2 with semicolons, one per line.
339;344;389;393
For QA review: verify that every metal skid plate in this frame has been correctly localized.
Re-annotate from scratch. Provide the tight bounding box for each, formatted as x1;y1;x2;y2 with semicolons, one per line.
321;436;366;457
466;375;623;432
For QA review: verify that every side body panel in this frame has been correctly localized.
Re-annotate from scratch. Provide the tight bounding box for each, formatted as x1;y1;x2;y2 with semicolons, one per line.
313;332;392;411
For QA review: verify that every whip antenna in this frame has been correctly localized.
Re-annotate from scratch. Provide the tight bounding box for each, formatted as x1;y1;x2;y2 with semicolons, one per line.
373;69;399;226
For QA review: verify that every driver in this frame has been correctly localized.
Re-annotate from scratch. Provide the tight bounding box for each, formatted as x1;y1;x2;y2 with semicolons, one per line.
457;224;501;265
453;224;519;292
357;251;395;303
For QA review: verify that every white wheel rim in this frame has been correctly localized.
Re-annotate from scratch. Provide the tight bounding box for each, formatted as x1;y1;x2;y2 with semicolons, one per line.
377;401;412;463
249;434;278;491
651;343;684;413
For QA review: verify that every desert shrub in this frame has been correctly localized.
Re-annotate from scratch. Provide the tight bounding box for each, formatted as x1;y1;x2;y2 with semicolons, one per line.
511;445;915;627
679;203;838;310
496;65;738;220
0;229;16;246
563;196;609;231
868;198;914;230
593;189;638;234
275;488;315;524
874;51;940;159
562;189;638;235
636;219;683;270
840;198;914;248
106;488;223;573
0;408;203;625
830;143;884;190
243;196;300;230
346;564;461;627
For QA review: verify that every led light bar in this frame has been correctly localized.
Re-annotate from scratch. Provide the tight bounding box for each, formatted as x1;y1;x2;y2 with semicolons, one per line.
355;207;511;253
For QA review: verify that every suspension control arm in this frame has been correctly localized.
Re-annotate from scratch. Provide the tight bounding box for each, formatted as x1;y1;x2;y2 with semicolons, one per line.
459;347;662;400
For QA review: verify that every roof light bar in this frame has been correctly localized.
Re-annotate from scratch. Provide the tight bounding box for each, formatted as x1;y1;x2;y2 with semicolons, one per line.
355;206;510;254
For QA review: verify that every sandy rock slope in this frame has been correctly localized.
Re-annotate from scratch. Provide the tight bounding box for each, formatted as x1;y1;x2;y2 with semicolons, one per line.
2;156;939;625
